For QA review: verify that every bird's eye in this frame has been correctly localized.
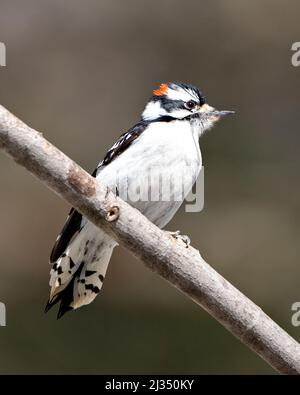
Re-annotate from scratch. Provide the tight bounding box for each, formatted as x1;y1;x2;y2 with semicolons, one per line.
185;100;196;110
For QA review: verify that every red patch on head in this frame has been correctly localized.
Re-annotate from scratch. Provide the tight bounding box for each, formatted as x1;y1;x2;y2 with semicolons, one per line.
153;83;168;96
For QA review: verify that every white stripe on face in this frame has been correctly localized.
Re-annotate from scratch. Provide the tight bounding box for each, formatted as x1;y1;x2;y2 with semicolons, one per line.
166;86;199;102
142;101;168;121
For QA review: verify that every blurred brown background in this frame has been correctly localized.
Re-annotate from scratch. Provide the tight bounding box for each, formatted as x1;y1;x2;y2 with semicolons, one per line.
0;0;299;374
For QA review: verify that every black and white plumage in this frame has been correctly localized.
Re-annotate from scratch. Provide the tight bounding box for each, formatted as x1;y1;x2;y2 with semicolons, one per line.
46;82;233;318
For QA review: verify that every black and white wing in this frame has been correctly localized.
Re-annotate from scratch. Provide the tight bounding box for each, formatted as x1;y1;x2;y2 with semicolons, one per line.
49;121;147;267
93;121;148;175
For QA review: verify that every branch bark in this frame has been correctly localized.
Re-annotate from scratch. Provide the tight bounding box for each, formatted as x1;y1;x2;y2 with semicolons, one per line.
0;104;299;374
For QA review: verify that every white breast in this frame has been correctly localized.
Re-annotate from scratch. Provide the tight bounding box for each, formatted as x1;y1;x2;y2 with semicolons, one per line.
98;120;202;228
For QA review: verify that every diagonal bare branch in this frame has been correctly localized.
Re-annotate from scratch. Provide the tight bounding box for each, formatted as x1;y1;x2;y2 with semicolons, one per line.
0;104;299;374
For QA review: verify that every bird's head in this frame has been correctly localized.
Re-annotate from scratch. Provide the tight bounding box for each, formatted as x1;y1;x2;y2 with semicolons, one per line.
142;82;234;133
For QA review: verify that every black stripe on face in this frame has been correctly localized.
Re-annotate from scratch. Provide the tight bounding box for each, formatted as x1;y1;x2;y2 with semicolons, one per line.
152;82;206;107
152;97;188;113
168;82;206;106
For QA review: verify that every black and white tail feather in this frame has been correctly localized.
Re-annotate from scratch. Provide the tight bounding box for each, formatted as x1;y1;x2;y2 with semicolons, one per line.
46;211;117;318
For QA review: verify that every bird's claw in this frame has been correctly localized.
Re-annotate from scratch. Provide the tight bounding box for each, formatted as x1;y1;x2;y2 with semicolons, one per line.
167;230;191;248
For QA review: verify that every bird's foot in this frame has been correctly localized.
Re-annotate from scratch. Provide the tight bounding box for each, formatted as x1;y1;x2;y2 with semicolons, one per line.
167;230;191;248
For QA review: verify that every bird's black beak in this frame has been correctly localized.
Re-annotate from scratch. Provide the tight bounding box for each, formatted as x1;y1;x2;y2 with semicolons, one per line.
197;104;235;120
207;110;235;117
